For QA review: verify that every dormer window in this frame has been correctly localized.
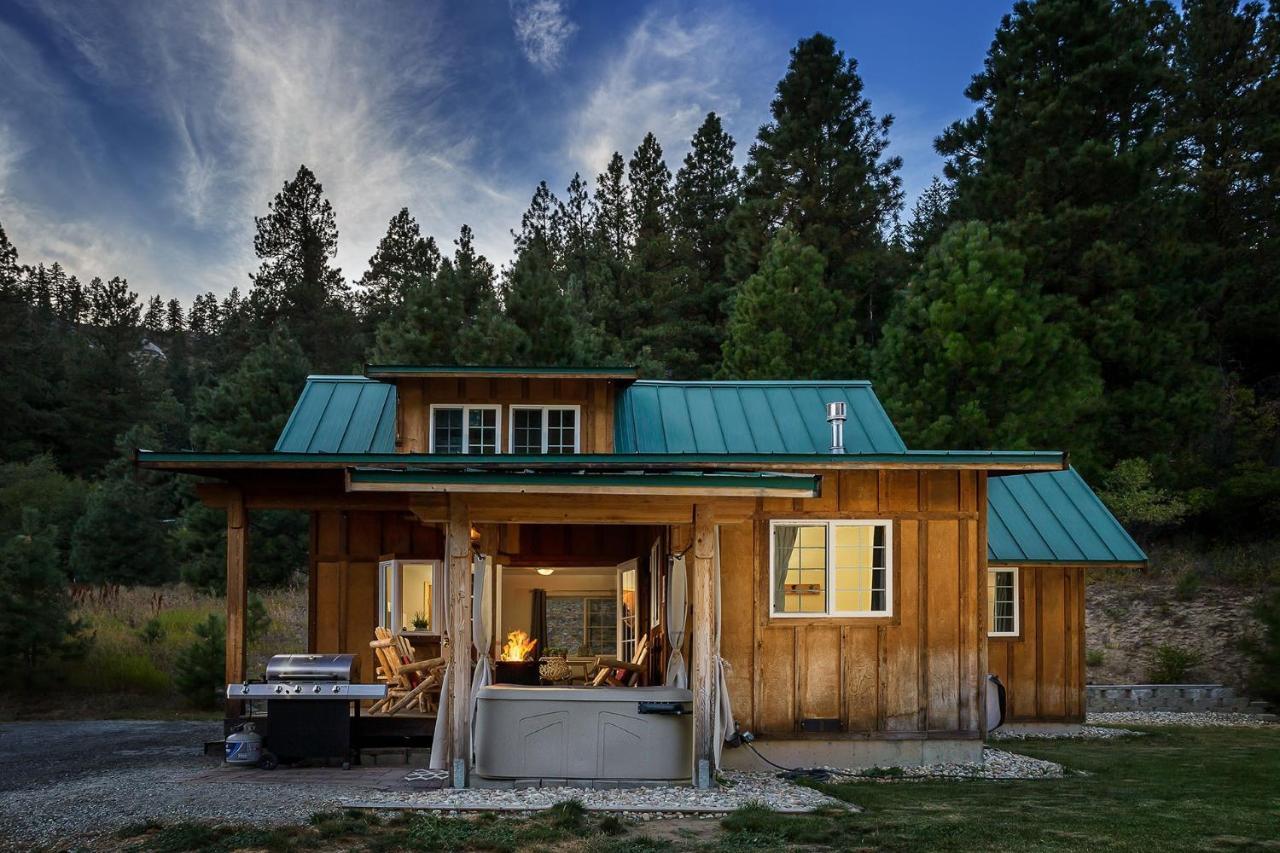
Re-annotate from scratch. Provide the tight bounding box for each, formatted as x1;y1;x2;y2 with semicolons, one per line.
430;405;500;454
511;406;579;454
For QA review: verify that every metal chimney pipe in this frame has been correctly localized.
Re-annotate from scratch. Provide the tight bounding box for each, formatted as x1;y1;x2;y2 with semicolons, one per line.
826;401;847;454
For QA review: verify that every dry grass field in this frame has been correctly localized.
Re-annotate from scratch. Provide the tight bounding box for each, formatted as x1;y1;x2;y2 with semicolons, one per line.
0;584;307;720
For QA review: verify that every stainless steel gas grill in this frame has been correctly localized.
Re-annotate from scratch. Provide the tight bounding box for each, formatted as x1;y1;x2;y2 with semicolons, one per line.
226;654;386;768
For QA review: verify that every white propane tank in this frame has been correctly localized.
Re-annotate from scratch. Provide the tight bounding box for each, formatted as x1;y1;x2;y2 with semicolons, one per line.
224;722;262;766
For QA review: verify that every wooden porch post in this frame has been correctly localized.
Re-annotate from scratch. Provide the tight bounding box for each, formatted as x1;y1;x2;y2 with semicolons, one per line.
691;503;716;788
447;497;473;787
224;488;248;719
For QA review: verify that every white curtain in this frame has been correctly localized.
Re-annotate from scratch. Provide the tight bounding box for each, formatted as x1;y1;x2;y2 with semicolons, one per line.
712;525;737;769
428;546;460;770
665;553;689;688
469;554;494;763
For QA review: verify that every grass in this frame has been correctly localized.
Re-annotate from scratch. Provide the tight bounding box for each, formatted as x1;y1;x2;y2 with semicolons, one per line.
104;727;1280;852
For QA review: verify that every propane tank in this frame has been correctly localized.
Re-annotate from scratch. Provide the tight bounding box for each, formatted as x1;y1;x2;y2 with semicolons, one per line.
224;722;263;766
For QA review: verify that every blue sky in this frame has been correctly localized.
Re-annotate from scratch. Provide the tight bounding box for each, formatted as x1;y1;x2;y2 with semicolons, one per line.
0;0;1011;302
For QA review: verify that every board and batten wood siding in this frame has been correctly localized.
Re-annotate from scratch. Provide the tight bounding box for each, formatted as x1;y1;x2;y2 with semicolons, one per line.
395;377;615;454
310;510;444;680
987;565;1086;723
717;470;988;739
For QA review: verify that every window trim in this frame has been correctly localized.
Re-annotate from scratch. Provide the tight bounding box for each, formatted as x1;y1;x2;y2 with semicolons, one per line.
508;405;582;454
428;404;503;454
987;566;1020;638
768;519;893;619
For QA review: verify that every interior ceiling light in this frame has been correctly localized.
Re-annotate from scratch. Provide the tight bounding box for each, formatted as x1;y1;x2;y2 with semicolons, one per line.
536;568;554;576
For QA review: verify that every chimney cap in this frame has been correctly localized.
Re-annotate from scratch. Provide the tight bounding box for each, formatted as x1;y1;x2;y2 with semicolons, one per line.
826;401;847;421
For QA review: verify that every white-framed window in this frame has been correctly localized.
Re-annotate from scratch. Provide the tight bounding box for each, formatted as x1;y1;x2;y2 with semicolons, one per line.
988;567;1020;637
769;520;892;617
429;405;501;454
509;405;580;454
378;558;445;635
617;559;639;662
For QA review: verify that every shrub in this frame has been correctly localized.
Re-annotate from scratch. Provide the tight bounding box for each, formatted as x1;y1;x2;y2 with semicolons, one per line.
1099;458;1188;532
137;618;165;645
1147;644;1202;683
174;613;225;708
1174;569;1202;601
1086;648;1106;668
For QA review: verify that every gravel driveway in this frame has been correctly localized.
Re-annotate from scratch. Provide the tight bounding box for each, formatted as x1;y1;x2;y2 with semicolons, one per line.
0;719;378;848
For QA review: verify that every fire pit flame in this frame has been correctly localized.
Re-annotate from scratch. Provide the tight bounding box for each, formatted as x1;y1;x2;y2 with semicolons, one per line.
499;629;537;662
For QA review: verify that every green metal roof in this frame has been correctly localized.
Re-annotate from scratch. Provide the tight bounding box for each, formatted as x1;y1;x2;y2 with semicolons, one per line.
615;380;906;454
987;467;1146;565
274;376;397;453
365;365;637;379
347;469;820;495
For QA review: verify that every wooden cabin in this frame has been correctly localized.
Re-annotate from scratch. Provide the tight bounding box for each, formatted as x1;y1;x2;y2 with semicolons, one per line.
137;365;1145;784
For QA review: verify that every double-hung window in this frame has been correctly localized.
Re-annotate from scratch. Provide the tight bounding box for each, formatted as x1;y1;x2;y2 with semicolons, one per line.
377;558;444;635
509;406;579;454
988;568;1019;636
769;520;892;617
430;405;500;454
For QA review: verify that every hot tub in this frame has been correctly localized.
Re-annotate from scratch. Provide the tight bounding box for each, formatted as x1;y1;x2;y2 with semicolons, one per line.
473;685;693;784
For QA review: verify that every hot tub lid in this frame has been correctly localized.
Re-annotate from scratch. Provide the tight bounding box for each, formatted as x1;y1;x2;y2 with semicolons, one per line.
476;685;692;702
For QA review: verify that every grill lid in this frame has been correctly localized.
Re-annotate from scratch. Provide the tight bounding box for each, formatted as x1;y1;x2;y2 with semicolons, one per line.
265;653;360;683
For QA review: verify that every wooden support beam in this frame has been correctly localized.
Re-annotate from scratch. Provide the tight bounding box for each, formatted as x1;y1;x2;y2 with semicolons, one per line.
224;490;248;719
691;503;716;788
446;497;473;787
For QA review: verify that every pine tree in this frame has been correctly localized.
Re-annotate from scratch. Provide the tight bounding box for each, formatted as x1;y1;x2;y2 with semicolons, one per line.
904;177;954;259
249;164;356;371
1169;0;1280;388
143;295;165;337
0;222;18;298
873;222;1103;460
728;33;903;362
668;113;739;377
0;512;86;684
593;153;631;259
358;207;441;331
936;0;1217;468
721;227;853;379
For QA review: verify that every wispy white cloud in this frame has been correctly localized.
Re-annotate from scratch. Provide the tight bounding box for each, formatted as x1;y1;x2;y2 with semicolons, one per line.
567;7;776;179
4;0;527;299
510;0;577;72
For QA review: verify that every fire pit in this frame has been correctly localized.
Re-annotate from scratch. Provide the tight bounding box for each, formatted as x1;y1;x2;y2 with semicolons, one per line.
494;630;539;685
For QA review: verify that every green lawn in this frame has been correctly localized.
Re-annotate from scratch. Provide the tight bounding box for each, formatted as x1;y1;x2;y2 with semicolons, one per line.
109;727;1280;852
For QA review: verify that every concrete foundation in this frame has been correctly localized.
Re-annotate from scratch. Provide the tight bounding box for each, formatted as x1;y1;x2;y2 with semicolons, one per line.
720;738;983;771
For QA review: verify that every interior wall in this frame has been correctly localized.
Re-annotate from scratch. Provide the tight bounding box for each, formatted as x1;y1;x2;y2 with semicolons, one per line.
714;470;988;739
987;565;1086;723
498;567;616;654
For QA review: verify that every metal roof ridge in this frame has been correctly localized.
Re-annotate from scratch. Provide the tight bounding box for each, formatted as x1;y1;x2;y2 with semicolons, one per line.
628;379;874;387
305;374;380;381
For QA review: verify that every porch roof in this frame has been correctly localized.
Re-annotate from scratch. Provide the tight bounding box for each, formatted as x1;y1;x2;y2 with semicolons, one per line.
987;467;1147;567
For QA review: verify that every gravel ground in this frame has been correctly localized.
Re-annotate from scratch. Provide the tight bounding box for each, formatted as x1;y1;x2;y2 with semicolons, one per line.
1086;710;1277;728
345;770;850;814
0;720;373;848
821;747;1064;782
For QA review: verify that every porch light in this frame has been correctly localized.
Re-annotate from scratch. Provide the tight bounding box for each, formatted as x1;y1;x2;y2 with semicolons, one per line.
536;568;555;576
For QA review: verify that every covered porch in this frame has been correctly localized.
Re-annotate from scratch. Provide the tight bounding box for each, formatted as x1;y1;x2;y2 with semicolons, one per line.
190;466;819;788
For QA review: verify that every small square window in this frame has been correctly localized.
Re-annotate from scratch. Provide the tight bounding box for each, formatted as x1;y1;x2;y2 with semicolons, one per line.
431;406;500;454
508;406;578;454
771;521;891;617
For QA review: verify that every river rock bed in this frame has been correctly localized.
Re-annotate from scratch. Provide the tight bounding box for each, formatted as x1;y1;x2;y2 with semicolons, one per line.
1087;710;1277;728
348;770;852;814
989;724;1140;740
822;747;1064;782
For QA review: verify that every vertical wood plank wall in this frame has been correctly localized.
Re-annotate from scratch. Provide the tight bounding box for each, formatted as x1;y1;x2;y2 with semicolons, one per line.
718;470;986;738
395;378;615;453
310;510;444;680
987;566;1087;722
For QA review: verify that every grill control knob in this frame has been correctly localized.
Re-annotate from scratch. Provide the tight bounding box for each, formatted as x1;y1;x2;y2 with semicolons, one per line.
294;684;302;693
241;685;250;695
274;685;284;694
331;685;342;694
312;685;321;694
